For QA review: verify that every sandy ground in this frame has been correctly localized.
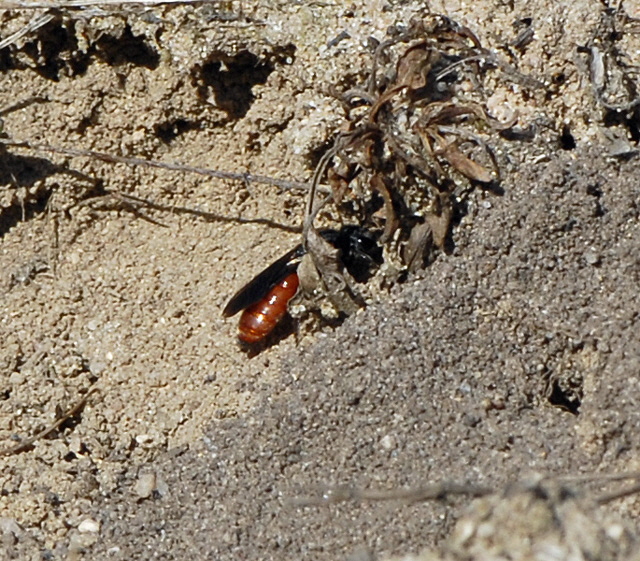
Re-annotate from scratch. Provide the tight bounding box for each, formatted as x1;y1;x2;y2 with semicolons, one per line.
1;1;640;559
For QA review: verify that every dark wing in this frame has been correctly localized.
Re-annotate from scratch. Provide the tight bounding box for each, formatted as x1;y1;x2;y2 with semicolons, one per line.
223;226;382;318
222;244;305;317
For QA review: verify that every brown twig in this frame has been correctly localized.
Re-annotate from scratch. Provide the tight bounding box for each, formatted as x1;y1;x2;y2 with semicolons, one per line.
290;472;640;509
2;139;311;192
80;190;302;232
548;471;640;505
0;12;54;50
552;471;640;484
289;481;493;507
0;384;98;457
595;482;640;505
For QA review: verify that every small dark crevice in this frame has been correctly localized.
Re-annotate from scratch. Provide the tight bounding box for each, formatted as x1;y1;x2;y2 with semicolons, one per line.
0;151;57;187
29;19;73;80
603;106;640;143
0;150;58;237
93;25;159;69
58;412;83;433
586;183;603;197
559;125;576;150
586;183;607;217
0;45;13;73
74;100;103;135
193;44;296;119
306;138;335;170
3;19;158;77
0;188;52;238
544;72;567;101
153;118;200;143
22;17;87;81
547;379;581;415
0;17;161;79
44;491;63;507
0;16;94;80
63;451;77;462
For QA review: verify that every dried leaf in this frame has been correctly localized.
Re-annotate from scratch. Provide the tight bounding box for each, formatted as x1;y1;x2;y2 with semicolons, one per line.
403;222;434;272
297;252;323;297
441;143;493;183
328;166;350;205
362;136;379;168
452;23;482;48
421;102;484;127
368;84;406;123
395;42;434;91
425;193;453;248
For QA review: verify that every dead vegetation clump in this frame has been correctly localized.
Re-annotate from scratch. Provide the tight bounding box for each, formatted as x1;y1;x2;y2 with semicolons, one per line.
579;3;640;158
299;14;519;318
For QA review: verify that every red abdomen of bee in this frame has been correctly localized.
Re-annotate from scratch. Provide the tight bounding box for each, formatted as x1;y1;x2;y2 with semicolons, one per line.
237;272;300;344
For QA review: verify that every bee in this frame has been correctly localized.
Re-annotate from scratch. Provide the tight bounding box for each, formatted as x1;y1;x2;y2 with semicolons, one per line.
222;226;382;345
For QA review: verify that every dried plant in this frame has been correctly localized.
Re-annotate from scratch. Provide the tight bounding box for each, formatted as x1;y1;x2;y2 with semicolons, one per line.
302;14;515;313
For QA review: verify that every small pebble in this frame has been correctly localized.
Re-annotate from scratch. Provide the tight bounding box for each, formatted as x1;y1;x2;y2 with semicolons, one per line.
78;518;100;533
135;434;153;445
135;472;156;499
0;517;22;542
380;434;395;450
584;250;600;266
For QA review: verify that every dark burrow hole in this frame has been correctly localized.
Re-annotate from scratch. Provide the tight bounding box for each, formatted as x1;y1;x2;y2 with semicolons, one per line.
0;18;160;78
63;451;77;462
193;44;296;119
153;118;200;143
0;151;58;237
604;106;640;143
560;125;576;150
58;412;83;434
6;17;89;80
94;25;160;69
548;379;581;415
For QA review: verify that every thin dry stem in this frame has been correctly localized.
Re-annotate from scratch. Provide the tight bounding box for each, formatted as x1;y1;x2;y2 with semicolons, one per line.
2;139;311;192
552;471;640;484
595;482;640;505
0;11;53;50
302;139;341;239
0;384;98;457
289;481;492;507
